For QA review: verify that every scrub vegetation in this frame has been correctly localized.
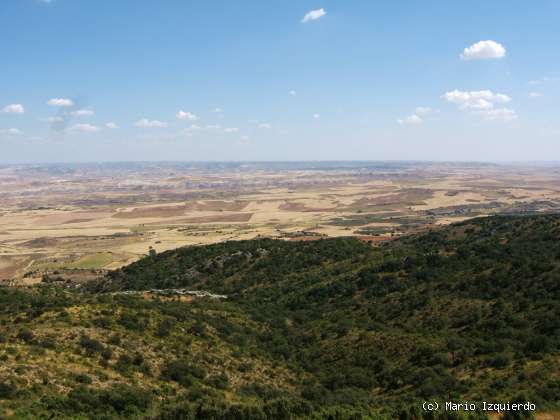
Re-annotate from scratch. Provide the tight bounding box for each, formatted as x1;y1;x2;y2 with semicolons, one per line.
1;214;558;419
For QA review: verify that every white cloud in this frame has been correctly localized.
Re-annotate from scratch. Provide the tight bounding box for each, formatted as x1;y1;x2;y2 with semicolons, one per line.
176;110;198;121
205;124;221;130
397;114;423;125
223;127;239;133
135;119;168;128
289;90;297;96
414;107;434;116
313;113;320;119
483;108;518;122
70;109;94;117
442;90;511;110
105;122;119;129
529;92;543;98
42;116;64;123
185;124;201;131
70;123;100;132
2;128;23;135
399;106;439;124
258;123;272;129
528;77;548;86
467;99;494;110
212;108;222;113
302;8;326;23
460;40;506;60
2;104;25;114
442;89;516;121
47;98;73;107
442;90;469;104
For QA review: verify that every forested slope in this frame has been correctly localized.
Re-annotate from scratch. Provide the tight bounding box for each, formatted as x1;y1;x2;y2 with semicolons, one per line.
1;215;559;419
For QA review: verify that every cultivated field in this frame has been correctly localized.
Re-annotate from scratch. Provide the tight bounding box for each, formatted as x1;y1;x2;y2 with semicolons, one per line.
1;161;560;284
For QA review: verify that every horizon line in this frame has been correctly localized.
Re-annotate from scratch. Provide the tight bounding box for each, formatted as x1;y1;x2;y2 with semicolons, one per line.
2;159;560;166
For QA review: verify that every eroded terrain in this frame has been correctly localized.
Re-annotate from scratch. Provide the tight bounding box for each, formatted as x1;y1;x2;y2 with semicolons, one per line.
1;161;560;283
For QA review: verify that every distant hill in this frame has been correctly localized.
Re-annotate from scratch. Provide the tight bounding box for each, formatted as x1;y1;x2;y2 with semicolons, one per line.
1;214;559;419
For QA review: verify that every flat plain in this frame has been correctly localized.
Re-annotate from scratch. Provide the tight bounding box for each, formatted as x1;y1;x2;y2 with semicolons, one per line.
1;161;560;284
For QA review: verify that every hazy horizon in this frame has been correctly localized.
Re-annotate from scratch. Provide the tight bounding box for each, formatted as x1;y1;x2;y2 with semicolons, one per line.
2;159;560;168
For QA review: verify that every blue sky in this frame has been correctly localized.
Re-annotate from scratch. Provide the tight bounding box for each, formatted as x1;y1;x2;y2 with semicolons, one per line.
1;0;559;163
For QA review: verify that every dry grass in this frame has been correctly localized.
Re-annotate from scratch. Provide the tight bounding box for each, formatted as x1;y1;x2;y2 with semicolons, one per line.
2;163;560;280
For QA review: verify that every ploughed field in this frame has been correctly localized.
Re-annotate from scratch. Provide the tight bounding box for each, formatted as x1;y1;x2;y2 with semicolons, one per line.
0;214;559;418
1;161;560;284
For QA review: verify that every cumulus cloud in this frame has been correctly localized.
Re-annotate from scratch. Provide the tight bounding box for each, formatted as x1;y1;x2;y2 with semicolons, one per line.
258;123;272;129
460;40;506;60
205;124;221;130
397;114;423;125
302;8;326;23
105;122;119;129
467;99;494;110
176;110;198;121
2;104;25;114
212;108;222;113
483;108;518;122
398;106;439;125
289;90;297;96
442;90;511;110
135;119;168;128
442;89;517;122
223;127;239;133
47;98;73;107
70;109;94;117
313;113;320;119
70;123;100;132
529;92;543;98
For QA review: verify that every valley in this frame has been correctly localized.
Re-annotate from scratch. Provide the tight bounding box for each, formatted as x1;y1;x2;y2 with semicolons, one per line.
2;161;560;285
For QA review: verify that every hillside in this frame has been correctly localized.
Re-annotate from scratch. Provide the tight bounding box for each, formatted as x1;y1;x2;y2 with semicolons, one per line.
1;215;559;419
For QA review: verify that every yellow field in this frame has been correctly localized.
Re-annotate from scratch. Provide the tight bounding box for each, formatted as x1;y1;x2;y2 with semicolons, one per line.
1;162;560;283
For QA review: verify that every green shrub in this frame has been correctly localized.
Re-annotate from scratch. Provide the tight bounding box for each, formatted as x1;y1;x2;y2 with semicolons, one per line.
79;335;104;356
161;360;206;387
0;381;17;399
